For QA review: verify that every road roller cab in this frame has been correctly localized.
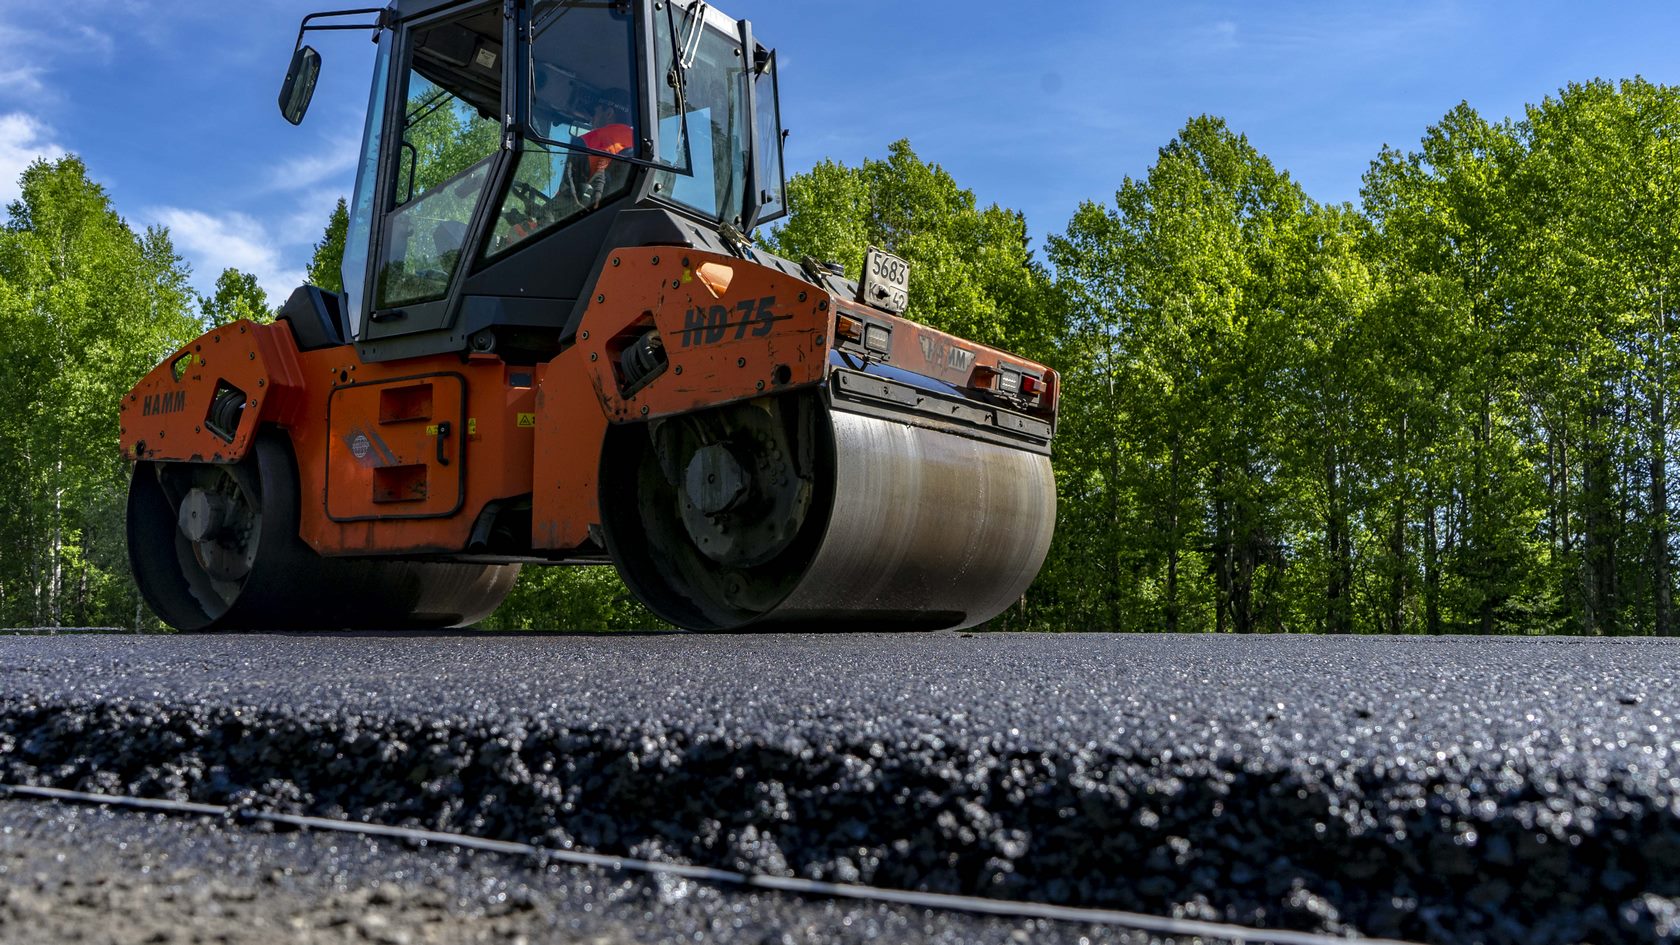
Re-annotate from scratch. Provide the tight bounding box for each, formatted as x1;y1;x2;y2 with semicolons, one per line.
275;0;792;365
119;0;1061;632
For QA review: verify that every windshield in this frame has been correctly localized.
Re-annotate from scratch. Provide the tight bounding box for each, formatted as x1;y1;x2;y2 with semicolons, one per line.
653;6;749;226
343;31;392;332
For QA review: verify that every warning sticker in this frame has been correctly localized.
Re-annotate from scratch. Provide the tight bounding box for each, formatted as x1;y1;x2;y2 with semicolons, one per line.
516;412;536;428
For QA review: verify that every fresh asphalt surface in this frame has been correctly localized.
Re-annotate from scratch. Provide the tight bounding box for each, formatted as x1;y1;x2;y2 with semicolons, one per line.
0;632;1675;944
3;798;1177;945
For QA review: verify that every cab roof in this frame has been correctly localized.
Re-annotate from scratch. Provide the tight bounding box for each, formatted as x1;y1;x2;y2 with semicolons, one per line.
390;0;475;21
389;0;741;33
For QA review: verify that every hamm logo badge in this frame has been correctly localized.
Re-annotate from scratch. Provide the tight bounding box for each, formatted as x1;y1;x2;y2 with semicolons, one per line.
142;391;187;417
918;336;975;373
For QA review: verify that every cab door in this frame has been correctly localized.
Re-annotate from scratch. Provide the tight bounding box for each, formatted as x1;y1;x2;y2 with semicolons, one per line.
361;3;507;345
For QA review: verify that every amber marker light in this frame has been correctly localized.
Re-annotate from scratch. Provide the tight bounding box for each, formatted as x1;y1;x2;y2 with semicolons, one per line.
696;261;735;298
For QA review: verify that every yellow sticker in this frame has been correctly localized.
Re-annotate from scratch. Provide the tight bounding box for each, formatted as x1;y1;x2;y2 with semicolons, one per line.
467;417;478;435
426;424;440;436
516;412;536;428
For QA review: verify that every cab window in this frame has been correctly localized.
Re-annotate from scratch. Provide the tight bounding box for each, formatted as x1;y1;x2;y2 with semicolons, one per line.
486;2;640;258
376;8;503;309
652;6;747;225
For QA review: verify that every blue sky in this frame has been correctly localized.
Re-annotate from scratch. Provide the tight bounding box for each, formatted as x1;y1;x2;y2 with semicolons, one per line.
3;1;1678;304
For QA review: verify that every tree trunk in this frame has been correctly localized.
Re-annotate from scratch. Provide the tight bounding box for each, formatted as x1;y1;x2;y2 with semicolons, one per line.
1652;301;1672;637
1552;415;1565;598
1232;455;1260;636
1212;465;1230;635
1325;443;1352;634
1546;422;1559;563
1165;443;1181;632
1583;402;1616;636
1478;390;1496;635
1388;416;1408;635
1653;389;1672;637
49;459;63;628
1387;498;1406;635
1104;434;1121;633
1424;499;1441;635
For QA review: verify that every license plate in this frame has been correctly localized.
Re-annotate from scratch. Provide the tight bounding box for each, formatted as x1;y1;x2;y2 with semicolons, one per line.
858;246;909;314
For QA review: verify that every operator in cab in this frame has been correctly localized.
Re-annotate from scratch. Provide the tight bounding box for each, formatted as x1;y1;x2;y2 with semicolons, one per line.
573;87;634;207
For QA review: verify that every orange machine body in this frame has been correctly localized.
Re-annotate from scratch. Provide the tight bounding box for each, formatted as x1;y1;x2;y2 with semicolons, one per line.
119;248;1058;560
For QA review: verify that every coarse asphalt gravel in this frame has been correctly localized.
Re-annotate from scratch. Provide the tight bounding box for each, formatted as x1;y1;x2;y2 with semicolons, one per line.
2;799;1182;945
0;631;1675;945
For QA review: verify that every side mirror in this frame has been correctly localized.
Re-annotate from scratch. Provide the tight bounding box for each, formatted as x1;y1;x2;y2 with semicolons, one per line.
278;46;322;125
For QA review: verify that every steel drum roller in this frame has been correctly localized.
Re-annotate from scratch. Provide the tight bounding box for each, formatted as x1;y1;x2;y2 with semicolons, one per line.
601;391;1056;631
766;407;1055;628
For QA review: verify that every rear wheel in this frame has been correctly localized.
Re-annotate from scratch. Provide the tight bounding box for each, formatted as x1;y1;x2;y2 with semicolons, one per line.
127;433;518;631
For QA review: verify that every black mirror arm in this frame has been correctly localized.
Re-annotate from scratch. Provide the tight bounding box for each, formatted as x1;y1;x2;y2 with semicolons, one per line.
291;7;389;54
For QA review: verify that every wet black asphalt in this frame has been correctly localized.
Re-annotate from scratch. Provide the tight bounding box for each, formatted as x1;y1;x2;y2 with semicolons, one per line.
0;631;1675;944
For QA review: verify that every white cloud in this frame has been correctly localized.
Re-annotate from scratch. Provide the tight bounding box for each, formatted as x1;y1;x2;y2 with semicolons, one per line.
267;143;360;194
0;112;66;207
148;207;302;306
0;9;124;111
153;144;355;305
0;20;56;108
278;186;347;247
0;65;46;99
74;25;116;59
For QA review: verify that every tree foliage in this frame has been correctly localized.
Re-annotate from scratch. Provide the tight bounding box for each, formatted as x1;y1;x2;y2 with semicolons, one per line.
307;197;349;293
9;76;1680;636
200;267;270;327
0;156;203;627
480;566;660;632
1045;117;1360;633
1026;84;1680;635
766;89;1680;636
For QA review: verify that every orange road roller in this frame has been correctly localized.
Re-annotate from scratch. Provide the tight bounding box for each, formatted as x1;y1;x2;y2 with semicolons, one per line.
119;0;1058;631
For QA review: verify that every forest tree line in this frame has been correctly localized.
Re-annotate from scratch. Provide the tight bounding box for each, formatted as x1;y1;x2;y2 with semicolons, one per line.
1;78;1676;634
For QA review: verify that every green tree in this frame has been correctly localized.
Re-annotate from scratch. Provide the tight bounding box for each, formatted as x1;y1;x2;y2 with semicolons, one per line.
1272;203;1378;635
480;567;662;631
1361;104;1547;634
1048;117;1322;633
307;197;349;293
199;267;269;327
0;156;202;627
1514;79;1680;635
